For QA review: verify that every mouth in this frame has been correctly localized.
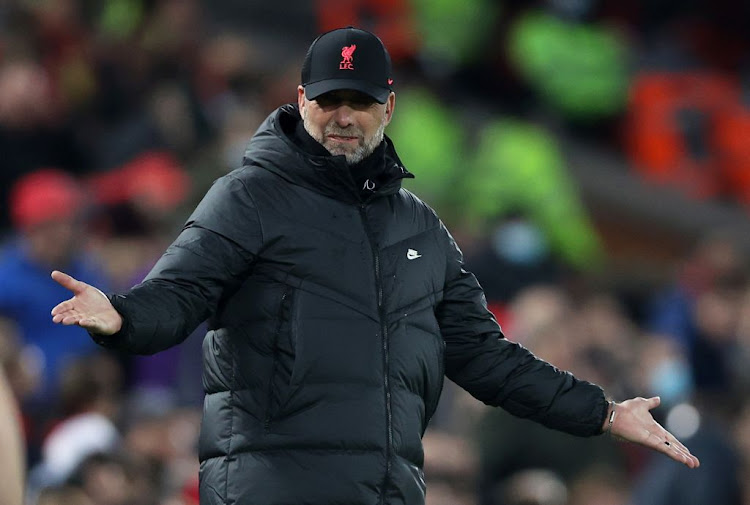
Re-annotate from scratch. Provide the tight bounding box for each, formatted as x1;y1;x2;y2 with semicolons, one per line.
327;134;360;143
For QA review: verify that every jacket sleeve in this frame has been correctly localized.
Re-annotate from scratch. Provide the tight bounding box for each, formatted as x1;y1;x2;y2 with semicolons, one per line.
93;173;262;355
435;222;608;436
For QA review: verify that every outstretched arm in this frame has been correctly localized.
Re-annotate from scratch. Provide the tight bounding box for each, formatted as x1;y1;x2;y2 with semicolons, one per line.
605;396;700;468
51;172;262;354
436;221;700;469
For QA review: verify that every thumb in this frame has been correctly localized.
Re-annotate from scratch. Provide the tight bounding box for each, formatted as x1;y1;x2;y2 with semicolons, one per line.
647;396;661;410
51;270;84;294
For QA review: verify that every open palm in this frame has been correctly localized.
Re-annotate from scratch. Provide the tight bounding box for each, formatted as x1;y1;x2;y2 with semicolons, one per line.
610;396;700;468
50;270;122;335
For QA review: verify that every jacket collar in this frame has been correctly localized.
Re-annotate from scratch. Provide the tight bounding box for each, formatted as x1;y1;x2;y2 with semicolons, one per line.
243;104;413;204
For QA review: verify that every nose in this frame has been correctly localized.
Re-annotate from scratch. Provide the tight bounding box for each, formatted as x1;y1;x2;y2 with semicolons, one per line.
332;104;354;128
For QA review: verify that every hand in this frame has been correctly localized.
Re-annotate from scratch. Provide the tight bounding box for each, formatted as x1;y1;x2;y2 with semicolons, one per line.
50;271;123;335
607;396;700;468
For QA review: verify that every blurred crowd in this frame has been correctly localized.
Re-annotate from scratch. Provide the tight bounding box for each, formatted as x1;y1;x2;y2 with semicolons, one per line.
1;0;750;504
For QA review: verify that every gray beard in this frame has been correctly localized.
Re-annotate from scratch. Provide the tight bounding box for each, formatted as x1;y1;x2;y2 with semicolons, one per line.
303;111;385;165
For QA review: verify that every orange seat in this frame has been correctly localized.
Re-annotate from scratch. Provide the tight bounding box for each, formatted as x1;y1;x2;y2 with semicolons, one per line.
624;71;740;200
315;0;419;63
712;109;750;207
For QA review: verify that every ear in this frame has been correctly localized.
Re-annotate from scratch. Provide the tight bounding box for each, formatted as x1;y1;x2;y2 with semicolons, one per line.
297;85;306;114
384;92;395;125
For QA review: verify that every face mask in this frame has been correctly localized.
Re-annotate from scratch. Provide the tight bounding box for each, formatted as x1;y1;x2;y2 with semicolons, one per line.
649;358;693;407
491;221;548;265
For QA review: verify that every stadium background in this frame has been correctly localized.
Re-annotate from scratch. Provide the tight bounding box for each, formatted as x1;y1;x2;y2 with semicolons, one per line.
1;0;749;504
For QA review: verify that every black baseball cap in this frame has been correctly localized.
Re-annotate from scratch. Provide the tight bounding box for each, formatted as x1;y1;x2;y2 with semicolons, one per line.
301;27;393;104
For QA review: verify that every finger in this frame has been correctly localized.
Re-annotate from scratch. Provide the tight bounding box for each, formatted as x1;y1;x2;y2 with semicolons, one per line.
663;435;700;468
647;431;688;464
646;396;661;410
649;431;699;468
51;299;75;316
654;422;697;461
60;314;84;326
52;307;78;323
51;271;84;294
662;430;692;456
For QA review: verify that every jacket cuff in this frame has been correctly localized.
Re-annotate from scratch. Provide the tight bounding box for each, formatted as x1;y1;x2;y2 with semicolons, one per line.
87;293;131;350
594;393;611;436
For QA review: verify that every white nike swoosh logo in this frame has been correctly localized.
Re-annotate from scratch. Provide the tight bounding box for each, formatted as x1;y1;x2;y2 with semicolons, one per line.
406;249;422;260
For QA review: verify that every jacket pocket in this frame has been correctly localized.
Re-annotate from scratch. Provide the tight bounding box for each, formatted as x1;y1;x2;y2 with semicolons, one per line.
423;318;445;431
264;286;297;430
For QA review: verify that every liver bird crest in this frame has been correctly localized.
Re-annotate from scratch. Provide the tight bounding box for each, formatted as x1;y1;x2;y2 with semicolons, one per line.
339;45;356;69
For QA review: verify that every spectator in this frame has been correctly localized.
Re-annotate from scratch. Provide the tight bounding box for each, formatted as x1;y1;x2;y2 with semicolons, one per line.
0;169;110;403
647;233;746;353
628;337;743;505
476;287;626;505
27;353;122;493
68;452;144;505
0;60;88;231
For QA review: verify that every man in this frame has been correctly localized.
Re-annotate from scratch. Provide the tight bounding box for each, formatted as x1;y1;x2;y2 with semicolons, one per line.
51;27;699;505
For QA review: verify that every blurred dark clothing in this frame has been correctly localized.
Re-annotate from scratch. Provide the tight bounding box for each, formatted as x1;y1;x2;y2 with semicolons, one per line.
648;287;696;350
629;419;742;505
476;408;625;505
464;237;561;305
690;330;732;393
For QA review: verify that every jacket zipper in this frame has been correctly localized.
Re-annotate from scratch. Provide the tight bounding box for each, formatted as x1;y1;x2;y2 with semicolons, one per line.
359;204;392;505
264;290;289;431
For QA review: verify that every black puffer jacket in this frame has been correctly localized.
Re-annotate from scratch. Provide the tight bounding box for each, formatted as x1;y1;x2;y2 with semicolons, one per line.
102;105;607;505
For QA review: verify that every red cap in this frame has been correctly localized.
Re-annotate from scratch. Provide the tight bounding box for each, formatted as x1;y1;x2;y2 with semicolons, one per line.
87;150;190;212
9;169;84;230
